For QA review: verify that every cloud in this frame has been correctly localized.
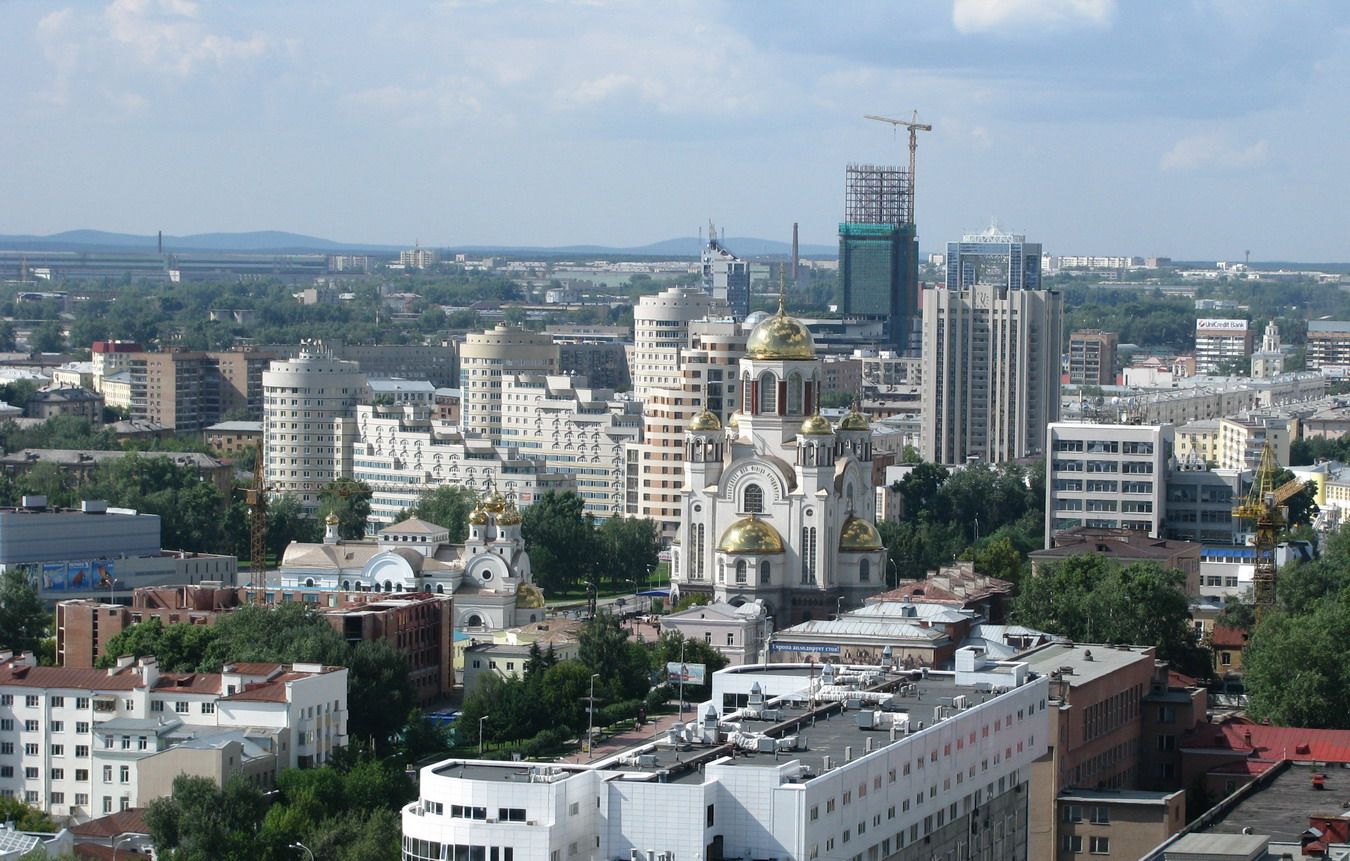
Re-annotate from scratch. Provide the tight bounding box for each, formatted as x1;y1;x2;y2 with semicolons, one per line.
102;0;269;77
952;0;1115;35
1160;133;1270;171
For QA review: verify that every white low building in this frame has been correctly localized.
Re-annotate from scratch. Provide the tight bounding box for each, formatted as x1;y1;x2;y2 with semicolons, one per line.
0;652;347;821
404;653;1049;861
659;600;769;665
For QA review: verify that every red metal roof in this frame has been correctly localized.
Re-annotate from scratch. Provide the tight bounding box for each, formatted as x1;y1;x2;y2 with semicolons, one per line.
1210;626;1249;648
70;807;149;838
0;663;145;690
1183;717;1350;763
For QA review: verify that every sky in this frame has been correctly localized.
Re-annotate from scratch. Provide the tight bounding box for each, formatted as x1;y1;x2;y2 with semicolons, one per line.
1;0;1347;260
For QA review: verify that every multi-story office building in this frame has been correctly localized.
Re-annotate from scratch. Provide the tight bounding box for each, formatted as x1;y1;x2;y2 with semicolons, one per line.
920;284;1063;464
557;342;630;391
1067;330;1118;386
460;325;559;445
1045;423;1172;546
701;227;750;321
400;246;438;269
262;347;368;516
1216;414;1290;471
944;227;1042;292
838;164;919;349
1164;466;1245;546
351;403;572;529
0;651;346;820
404;655;1050;861
1305;320;1350;369
122;348;281;432
1193;319;1252;374
89;341;141;385
500;374;640;518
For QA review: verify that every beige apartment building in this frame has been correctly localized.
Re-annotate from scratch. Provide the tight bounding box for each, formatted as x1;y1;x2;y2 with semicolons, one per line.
459;324;558;445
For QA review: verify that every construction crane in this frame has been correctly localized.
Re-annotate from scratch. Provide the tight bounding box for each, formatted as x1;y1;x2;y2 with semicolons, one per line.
864;111;932;224
1232;443;1307;620
243;447;270;605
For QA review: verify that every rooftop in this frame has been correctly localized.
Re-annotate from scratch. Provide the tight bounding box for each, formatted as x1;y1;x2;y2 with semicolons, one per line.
1182;717;1350;763
205;420;263;433
1021;642;1156;688
1035;527;1201;559
1202;762;1349;844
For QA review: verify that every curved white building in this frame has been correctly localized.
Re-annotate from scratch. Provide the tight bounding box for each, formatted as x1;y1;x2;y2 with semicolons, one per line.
263;346;368;515
461;325;560;445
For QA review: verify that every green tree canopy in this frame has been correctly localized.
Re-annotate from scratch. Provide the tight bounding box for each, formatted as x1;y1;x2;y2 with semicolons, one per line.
0;569;50;655
1245;597;1350;728
407;485;478;543
522;490;597;594
594;515;661;591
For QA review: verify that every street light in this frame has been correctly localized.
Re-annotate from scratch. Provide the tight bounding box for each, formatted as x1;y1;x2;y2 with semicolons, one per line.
290;842;315;861
478;714;490;758
887;556;899;589
112;835;133;861
587;673;600;760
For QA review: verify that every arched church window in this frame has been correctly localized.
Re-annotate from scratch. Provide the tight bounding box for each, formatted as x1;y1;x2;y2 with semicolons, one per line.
859;558;871;583
759;560;771;584
735;560;747;584
787;372;803;414
743;483;764;513
742;373;753;413
757;372;777;414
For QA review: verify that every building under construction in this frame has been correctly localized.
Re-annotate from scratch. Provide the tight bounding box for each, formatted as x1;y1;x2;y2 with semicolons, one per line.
838;163;920;349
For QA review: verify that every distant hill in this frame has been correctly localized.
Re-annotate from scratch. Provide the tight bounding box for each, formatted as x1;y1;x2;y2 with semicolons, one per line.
0;230;837;258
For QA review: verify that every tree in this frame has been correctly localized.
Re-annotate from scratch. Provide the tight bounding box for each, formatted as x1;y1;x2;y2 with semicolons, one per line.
317;479;372;540
408;485;477;543
595;516;660;591
0;569;49;655
0;795;58;832
651;631;728;702
1244;597;1350;728
577;612;650;702
145;774;266;861
95;617;216;671
346;639;415;751
201;602;349;669
266;494;321;561
28;321;65;354
522;491;597;594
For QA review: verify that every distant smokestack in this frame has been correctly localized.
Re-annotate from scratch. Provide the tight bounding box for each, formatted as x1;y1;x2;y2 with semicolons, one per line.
791;223;799;282
157;231;163;254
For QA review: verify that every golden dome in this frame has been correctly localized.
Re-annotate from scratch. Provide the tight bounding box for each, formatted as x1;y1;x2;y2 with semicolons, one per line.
799;414;834;436
717;516;785;555
839;410;870;431
689;408;722;431
468;506;489;525
746;305;815;361
324;512;340;526
838;516;884;552
484;491;507;514
498;503;522;525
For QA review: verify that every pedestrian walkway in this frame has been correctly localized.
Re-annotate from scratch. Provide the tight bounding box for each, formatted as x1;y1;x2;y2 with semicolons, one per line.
563;704;701;764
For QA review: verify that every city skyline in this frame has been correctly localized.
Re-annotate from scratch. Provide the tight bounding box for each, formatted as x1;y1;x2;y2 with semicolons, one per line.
2;1;1347;260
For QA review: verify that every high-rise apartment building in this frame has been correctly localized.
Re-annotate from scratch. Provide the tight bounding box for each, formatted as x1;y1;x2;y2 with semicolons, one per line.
1193;319;1252;374
122;348;280;432
500;374;641;518
838;164;919;349
920;283;1063;464
1045;423;1172;546
459;325;559;445
1305;320;1350;369
262;347;368;515
945;227;1042;292
628;296;741;537
1067;330;1118;386
701;226;750;321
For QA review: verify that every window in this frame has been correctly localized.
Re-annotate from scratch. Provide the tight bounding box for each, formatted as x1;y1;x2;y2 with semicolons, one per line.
102;766;112;783
50;696;63;708
1090;806;1110;824
23;744;37;756
735;560;747;584
23;721;37;733
201;702;215;714
76;698;89;710
75;793;88;807
1220;652;1232;666
1090;836;1110;854
75;769;88;782
175;701;189;714
25;695;38;707
151;702;164;713
50;768;63;780
119;766;129;784
0;696;8;706
50;745;63;757
1064;805;1082;823
50;721;63;733
759;560;771;584
859;559;870;582
1157;735;1176;752
726;633;735;646
706;804;715;827
744;483;764;513
757;372;777;414
1063;835;1083;853
24;768;37;779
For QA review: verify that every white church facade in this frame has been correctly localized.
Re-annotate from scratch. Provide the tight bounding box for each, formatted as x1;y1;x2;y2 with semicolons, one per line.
671;301;888;625
277;491;544;630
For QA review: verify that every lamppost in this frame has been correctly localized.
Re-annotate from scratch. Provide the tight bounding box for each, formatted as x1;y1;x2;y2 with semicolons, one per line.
887;556;899;589
290;842;315;861
835;596;844;620
587;673;600;760
478;714;490;758
677;638;686;719
112;835;133;861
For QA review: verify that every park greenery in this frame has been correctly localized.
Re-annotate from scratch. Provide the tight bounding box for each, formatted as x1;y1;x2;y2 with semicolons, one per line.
460;615;727;756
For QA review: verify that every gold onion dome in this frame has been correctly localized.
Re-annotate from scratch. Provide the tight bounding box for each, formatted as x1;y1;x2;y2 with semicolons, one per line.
745;301;816;360
838;516;884;551
718;515;786;554
324;512;340;526
498;503;522;525
484;491;507;513
840;410;870;431
468;506;489;525
799;413;834;436
689;408;722;431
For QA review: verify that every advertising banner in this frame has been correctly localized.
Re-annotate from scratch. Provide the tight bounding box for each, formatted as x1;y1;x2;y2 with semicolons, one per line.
666;662;707;685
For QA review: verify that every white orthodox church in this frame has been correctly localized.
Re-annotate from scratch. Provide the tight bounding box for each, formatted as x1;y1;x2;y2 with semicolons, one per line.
670;301;888;625
277;490;544;630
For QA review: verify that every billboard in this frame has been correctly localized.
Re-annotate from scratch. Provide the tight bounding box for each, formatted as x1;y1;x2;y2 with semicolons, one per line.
38;560;116;592
769;642;843;654
1196;318;1248;332
667;662;707;685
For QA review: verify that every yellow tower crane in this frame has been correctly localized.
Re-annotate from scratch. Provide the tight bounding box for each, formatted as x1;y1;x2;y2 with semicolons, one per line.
1232;443;1307;619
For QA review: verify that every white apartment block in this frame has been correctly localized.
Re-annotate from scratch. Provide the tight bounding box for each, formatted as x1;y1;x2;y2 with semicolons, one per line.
1193;319;1252;374
263;347;368;516
500;374;641;519
404;654;1049;861
460;326;560;446
1306;321;1350;370
1045;423;1172;547
921;285;1063;465
1099;373;1327;426
0;652;346;822
352;404;573;530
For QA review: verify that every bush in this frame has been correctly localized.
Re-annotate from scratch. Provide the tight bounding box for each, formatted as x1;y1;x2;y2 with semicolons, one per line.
522;726;573;758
